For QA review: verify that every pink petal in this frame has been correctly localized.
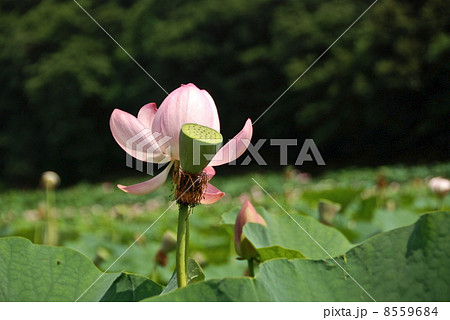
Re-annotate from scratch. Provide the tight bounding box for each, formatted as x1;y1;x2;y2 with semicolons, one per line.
110;109;170;163
201;89;220;132
137;103;158;128
201;183;225;204
209;118;253;166
234;200;266;256
117;162;174;195
203;166;216;180
152;84;220;160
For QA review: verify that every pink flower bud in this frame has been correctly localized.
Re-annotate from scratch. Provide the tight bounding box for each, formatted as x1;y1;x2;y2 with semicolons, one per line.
234;200;267;259
429;177;450;195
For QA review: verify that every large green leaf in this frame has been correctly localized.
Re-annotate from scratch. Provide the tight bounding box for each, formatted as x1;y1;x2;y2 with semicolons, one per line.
203;260;247;279
229;207;353;260
257;245;305;261
373;208;423;232
145;212;450;301
0;237;161;301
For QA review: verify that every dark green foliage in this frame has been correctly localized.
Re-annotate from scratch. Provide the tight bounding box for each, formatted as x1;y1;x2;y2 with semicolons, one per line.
0;0;448;185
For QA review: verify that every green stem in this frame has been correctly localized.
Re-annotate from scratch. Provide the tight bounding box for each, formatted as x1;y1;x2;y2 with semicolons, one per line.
176;204;189;288
34;221;42;244
185;208;191;267
248;258;255;277
151;263;158;283
45;186;57;246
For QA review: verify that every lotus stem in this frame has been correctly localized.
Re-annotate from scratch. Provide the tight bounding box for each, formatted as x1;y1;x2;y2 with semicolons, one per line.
45;185;58;246
176;204;189;288
248;258;255;277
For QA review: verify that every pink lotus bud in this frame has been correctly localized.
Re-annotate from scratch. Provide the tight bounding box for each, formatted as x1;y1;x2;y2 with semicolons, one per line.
234;200;267;259
429;177;450;195
154;250;168;267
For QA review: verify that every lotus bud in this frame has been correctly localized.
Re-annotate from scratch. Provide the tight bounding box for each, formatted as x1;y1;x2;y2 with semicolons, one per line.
429;177;450;195
41;171;60;189
174;123;223;206
154;250;168;267
318;199;341;226
234;200;267;259
161;230;177;253
154;231;177;267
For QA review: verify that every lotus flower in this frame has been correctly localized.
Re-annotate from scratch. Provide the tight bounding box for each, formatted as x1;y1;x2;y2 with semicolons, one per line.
429;177;450;195
110;83;253;204
234;200;267;259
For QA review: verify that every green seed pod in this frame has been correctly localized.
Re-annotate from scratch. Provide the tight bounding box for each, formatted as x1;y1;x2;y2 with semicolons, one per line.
179;123;223;175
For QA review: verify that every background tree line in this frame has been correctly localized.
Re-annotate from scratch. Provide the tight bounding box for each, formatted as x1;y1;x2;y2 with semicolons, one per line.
0;0;448;187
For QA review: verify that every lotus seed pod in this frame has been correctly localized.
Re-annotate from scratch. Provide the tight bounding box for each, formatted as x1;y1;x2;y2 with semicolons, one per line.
175;123;223;206
179;123;222;175
41;171;60;189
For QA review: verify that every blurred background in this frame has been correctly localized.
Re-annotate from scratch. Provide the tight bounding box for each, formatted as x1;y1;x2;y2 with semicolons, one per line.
0;0;448;186
0;0;448;281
